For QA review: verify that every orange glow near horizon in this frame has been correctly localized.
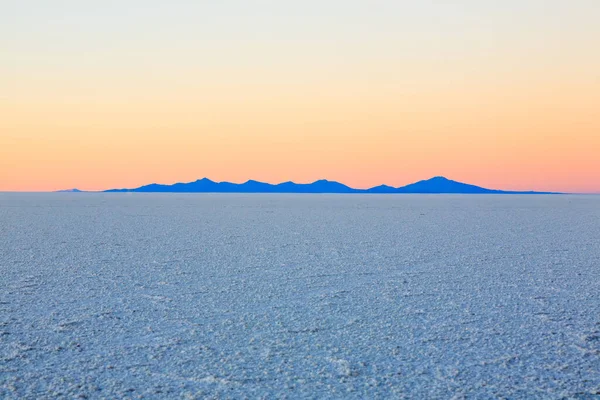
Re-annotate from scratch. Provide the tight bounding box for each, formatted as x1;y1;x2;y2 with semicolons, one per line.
2;2;599;193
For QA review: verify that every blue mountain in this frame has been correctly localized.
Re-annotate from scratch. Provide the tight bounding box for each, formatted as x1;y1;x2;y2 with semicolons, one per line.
101;176;556;194
394;176;504;194
56;188;83;193
105;178;360;193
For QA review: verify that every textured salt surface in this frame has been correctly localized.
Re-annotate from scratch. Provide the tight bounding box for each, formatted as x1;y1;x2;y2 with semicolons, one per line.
1;194;599;399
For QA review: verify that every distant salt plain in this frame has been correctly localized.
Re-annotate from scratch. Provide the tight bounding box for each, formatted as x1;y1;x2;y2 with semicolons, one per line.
1;193;599;398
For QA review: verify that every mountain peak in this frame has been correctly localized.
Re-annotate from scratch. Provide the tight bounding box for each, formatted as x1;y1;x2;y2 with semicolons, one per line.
397;176;499;194
427;176;452;181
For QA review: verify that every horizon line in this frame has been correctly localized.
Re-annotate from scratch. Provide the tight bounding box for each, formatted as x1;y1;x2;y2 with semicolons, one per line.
2;176;598;194
36;175;600;194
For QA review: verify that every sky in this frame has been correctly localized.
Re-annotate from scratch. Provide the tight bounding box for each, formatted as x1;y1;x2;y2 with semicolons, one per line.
1;1;599;192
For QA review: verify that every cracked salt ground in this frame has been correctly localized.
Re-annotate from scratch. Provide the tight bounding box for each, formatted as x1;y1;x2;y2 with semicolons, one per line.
1;193;600;398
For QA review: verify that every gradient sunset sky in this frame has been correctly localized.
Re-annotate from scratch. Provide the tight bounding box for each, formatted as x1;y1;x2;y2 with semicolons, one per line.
2;1;599;192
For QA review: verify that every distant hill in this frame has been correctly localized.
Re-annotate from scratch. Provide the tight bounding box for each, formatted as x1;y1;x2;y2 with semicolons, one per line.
393;176;504;194
100;176;557;194
56;188;83;193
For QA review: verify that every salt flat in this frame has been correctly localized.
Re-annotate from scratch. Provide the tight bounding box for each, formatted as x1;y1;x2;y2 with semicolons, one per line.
1;194;599;399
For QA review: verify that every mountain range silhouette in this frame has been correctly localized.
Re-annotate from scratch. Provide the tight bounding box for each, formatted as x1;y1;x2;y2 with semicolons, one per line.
95;176;556;194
